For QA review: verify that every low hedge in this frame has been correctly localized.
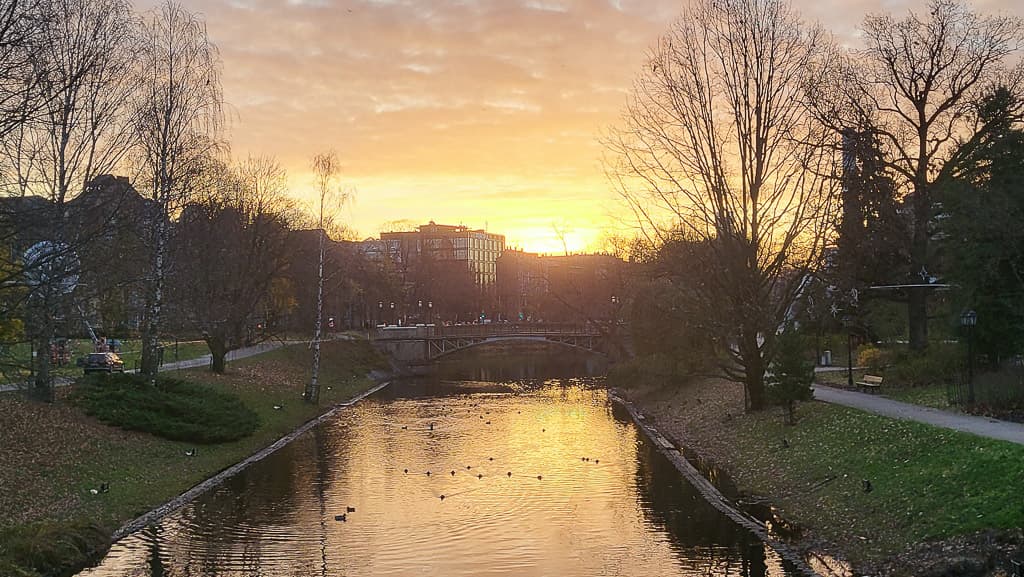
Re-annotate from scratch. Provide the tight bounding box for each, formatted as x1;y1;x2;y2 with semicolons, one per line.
0;521;111;577
71;374;259;444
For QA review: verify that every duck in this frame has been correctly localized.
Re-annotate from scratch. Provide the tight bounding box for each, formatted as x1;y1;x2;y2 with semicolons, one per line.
404;469;409;474
273;405;283;410
426;471;431;476
334;514;346;522
466;465;472;470
537;475;542;480
477;474;483;479
440;494;445;501
347;506;356;513
507;472;512;477
450;470;456;476
185;448;197;457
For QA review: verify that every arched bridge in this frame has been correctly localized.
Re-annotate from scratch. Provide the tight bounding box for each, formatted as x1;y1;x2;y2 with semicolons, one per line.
371;323;606;364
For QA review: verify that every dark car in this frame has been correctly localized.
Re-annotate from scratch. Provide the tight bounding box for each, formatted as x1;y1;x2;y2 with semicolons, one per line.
83;352;125;374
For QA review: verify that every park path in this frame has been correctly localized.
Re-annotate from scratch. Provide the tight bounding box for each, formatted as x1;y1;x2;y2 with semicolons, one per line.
154;340;301;371
812;383;1024;446
0;339;306;393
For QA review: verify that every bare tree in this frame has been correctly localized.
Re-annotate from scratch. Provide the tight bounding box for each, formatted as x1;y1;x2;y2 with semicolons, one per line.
0;0;137;400
0;0;44;147
133;0;224;376
810;0;1024;351
606;0;838;411
171;156;295;373
305;151;348;404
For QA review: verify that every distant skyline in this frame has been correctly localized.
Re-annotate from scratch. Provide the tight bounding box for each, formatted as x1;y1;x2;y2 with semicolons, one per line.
150;0;1024;254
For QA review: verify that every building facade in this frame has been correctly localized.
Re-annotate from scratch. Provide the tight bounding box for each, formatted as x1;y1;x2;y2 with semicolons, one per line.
380;222;505;287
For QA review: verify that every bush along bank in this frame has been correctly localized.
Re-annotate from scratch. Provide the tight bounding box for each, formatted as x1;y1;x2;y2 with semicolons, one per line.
0;339;389;577
618;376;1024;577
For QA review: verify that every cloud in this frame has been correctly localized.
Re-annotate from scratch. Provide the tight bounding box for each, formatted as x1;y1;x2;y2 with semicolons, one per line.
155;0;1024;250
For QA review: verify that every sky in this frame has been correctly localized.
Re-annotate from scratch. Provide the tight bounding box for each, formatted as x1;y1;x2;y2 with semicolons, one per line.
150;0;1024;254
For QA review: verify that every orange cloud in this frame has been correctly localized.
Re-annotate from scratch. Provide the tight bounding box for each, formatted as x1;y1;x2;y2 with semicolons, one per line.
152;0;1024;251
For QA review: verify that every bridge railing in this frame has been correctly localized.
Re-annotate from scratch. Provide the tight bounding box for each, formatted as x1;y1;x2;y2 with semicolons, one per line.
372;323;596;340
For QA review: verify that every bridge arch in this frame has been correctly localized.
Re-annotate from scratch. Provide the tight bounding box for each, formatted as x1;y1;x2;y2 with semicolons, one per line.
371;324;609;365
428;335;607;361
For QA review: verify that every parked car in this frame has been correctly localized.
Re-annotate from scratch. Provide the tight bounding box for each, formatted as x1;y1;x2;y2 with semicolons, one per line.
83;352;125;374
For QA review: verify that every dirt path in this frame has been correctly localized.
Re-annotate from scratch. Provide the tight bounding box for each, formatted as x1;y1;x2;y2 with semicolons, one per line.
812;384;1024;446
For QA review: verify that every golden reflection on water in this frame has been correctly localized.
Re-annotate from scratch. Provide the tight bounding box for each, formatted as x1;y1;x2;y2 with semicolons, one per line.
78;380;796;577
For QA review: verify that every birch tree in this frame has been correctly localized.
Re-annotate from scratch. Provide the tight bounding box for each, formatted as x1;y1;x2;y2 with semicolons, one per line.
606;0;838;411
133;0;224;376
305;151;344;404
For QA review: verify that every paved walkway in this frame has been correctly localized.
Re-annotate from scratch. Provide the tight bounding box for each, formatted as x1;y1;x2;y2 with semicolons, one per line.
812;383;1024;446
0;340;303;393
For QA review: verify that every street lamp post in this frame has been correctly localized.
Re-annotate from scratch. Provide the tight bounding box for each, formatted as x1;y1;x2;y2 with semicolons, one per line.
960;310;977;403
847;332;855;388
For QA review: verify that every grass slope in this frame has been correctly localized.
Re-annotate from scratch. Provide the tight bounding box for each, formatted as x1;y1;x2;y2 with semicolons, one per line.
625;378;1024;567
0;339;387;577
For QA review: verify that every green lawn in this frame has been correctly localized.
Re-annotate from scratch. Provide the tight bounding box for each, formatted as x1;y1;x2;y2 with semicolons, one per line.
724;401;1024;562
0;339;212;382
0;339;388;577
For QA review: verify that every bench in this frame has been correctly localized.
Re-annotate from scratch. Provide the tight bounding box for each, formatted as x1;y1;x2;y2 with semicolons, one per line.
857;374;883;393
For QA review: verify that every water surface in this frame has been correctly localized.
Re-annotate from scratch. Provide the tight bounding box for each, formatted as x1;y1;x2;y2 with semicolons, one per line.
79;352;797;576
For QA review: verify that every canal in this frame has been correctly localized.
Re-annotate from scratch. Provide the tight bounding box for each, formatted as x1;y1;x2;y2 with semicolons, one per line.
79;349;800;576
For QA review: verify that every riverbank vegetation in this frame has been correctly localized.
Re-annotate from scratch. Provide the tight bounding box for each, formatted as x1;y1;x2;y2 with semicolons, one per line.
71;374;261;444
0;340;387;577
622;378;1024;575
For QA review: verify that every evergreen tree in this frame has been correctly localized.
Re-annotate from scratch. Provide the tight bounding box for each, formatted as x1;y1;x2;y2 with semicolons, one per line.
942;87;1024;362
767;324;814;425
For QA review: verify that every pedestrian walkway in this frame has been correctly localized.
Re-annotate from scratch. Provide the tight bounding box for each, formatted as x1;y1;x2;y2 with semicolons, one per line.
155;340;297;372
812;383;1024;446
0;340;302;393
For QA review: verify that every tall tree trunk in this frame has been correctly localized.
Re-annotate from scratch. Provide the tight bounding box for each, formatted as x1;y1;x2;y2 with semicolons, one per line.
206;334;227;374
31;291;55;402
908;182;930;351
32;335;53;402
741;333;766;412
306;227;324;403
141;211;167;375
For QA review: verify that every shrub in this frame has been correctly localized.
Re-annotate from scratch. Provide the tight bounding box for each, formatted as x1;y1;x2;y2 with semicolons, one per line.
856;344;891;372
71;374;259;444
0;521;110;577
883;344;961;387
606;353;699;389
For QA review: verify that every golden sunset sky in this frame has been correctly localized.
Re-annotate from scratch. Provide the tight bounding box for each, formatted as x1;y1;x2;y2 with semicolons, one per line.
150;0;1023;254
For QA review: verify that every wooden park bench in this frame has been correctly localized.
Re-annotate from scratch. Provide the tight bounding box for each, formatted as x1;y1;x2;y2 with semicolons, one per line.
857;374;883;393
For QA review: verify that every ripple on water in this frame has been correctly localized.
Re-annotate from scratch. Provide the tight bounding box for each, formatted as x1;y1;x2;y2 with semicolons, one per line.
77;380;798;577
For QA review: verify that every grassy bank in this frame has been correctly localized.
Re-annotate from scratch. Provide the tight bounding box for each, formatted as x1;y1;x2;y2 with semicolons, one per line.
623;377;1024;574
0;339;387;577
